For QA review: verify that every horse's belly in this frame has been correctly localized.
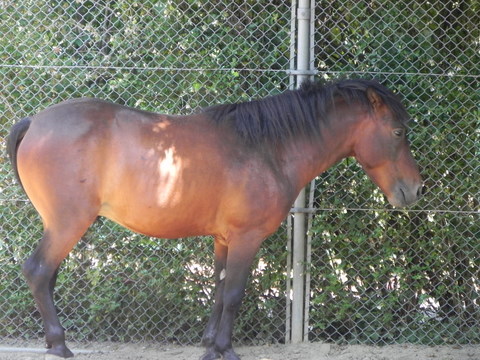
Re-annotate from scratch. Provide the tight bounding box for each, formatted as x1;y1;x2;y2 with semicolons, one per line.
99;200;216;239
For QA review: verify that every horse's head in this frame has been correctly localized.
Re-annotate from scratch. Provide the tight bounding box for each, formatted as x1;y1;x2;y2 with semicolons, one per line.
353;88;422;208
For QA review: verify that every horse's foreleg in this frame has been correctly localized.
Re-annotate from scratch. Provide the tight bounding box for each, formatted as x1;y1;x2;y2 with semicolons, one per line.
200;233;263;360
201;238;228;360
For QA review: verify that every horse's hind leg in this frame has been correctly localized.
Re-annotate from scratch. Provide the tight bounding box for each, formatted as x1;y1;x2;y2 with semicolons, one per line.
23;219;94;358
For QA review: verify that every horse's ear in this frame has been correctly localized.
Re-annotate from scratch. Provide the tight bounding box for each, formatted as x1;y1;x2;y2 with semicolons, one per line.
366;88;383;110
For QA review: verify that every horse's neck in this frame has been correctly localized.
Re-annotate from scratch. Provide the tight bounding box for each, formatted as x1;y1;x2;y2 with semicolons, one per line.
280;120;356;194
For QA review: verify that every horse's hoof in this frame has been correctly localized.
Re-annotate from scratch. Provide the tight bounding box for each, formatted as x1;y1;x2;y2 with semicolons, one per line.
46;345;74;358
223;348;241;360
199;348;221;360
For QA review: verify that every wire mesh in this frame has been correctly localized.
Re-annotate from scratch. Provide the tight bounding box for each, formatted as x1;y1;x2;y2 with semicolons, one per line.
0;0;478;348
0;0;291;346
307;0;479;345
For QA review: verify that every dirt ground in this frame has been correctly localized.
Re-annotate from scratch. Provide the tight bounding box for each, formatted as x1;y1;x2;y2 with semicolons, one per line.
0;342;479;360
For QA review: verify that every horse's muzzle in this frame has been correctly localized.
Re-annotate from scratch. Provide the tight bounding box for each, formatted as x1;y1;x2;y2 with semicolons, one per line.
388;180;423;208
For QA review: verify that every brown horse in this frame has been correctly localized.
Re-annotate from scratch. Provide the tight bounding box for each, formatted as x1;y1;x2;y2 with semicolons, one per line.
7;79;422;359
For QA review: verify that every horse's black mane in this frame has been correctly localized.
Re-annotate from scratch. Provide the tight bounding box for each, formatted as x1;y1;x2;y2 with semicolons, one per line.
203;79;409;145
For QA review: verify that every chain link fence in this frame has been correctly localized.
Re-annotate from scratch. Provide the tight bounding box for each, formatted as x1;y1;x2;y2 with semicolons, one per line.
306;0;479;345
0;0;292;346
0;0;478;349
0;0;291;344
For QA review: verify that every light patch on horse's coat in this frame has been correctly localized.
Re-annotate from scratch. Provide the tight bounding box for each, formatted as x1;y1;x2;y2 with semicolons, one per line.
156;147;182;206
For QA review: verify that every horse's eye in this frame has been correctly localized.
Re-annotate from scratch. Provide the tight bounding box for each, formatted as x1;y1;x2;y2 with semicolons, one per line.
393;128;404;138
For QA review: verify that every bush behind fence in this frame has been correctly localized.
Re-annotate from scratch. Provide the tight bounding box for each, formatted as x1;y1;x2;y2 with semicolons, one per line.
1;0;479;346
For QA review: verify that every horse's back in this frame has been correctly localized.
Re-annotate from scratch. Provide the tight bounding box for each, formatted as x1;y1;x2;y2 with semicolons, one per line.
28;98;158;136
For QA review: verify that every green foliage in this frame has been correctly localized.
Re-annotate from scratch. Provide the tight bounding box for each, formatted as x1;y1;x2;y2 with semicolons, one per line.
0;205;288;344
308;0;479;344
1;0;478;347
0;0;290;122
309;208;479;344
0;0;290;344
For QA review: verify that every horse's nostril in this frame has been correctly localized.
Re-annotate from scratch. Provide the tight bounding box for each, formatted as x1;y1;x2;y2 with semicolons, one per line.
417;184;424;198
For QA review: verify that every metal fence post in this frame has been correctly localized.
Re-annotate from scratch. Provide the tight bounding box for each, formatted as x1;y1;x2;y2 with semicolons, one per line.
291;0;313;344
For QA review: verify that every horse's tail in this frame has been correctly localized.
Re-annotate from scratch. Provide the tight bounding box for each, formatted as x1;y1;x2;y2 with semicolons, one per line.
7;117;31;192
